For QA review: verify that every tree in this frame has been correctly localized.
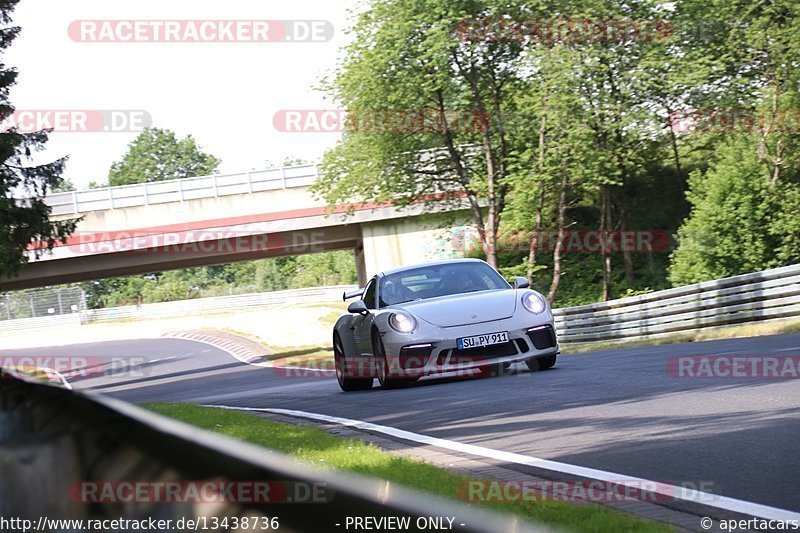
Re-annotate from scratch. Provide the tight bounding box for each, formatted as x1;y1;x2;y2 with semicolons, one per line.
83;127;220;301
51;177;76;192
265;156;311;168
668;0;800;284
108;127;220;186
669;136;800;285
503;44;599;301
0;0;77;279
312;0;535;268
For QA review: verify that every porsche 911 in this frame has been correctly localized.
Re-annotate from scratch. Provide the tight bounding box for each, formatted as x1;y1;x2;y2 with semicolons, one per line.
333;258;559;391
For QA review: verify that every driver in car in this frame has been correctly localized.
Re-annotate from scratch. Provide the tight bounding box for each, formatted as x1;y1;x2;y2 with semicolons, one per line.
442;270;475;294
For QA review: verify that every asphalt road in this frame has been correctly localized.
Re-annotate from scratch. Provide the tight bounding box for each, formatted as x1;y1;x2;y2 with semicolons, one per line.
2;333;799;514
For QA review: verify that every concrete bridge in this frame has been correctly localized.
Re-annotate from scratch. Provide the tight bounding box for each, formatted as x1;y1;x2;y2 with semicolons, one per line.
2;164;471;290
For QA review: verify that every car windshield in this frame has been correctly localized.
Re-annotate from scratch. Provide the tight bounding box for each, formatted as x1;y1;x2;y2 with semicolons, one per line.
378;262;510;307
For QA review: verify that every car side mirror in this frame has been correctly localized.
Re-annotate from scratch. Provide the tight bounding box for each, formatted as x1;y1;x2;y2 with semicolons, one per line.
513;276;530;289
347;300;369;315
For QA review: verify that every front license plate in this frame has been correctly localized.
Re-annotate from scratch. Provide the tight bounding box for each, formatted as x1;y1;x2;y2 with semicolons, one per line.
457;331;509;350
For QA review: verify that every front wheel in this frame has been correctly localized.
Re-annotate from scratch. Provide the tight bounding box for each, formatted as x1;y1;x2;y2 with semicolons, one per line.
526;354;557;372
334;332;373;392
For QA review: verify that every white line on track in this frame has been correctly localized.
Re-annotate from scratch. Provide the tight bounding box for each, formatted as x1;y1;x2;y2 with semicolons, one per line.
205;404;800;523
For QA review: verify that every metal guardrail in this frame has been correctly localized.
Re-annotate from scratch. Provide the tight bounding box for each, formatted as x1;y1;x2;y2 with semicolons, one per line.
2;264;798;341
81;263;800;340
83;285;358;323
553;263;800;344
46;163;320;216
0;376;548;532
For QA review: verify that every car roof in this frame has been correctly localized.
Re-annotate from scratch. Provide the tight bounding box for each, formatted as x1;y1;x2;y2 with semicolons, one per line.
378;258;487;278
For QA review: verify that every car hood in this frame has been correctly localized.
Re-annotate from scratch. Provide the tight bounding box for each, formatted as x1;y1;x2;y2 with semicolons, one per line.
397;290;518;328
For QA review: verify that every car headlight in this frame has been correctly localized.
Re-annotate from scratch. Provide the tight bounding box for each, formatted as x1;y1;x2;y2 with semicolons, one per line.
521;291;547;314
388;311;417;333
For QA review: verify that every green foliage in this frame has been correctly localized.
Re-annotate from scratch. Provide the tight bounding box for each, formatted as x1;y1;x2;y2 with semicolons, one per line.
75;251;358;308
669;136;800;285
0;0;78;279
290;251;358;288
10;0;800;306
51;177;76;193
108;127;220;186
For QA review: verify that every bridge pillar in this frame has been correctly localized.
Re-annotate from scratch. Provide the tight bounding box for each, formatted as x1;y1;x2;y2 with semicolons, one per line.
354;242;367;287
359;215;471;277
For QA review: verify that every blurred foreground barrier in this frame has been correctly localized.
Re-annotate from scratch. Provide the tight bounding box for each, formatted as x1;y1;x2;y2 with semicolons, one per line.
554;263;800;344
0;376;549;532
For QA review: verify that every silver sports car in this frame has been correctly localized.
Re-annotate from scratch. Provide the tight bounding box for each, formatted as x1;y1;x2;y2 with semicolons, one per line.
333;258;559;391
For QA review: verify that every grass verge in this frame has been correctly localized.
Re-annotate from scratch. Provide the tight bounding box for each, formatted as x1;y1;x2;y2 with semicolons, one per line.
144;403;675;533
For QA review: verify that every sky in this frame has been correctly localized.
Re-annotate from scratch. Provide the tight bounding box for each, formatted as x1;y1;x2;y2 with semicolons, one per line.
6;0;362;189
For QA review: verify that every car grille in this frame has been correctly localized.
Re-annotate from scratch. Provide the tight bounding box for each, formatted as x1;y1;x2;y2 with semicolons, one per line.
448;341;519;363
527;325;557;350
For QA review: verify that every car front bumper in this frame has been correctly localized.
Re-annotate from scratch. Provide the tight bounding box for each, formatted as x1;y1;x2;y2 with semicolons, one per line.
380;314;559;379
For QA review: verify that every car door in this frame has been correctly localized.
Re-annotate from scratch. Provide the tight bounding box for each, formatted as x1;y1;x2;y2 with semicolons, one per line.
351;277;378;355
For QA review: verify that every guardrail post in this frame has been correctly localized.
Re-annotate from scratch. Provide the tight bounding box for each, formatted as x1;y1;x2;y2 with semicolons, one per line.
71;191;79;214
281;166;287;188
143;182;149;205
213;174;219;197
177;178;184;201
57;290;63;315
247;171;253;193
108;187;115;209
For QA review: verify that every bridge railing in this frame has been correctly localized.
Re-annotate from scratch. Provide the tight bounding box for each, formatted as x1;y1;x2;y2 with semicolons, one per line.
46;163;320;216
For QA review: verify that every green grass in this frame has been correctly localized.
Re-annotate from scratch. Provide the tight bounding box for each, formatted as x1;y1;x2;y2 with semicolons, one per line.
144;403;675;533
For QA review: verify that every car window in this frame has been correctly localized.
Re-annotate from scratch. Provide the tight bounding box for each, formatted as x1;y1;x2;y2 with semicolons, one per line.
362;278;377;309
380;262;509;304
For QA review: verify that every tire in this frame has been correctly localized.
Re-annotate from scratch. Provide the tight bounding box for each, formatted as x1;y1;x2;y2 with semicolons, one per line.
525;354;557;372
334;332;373;392
373;329;408;389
